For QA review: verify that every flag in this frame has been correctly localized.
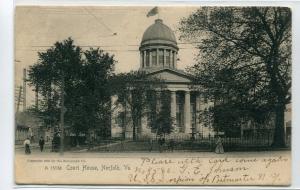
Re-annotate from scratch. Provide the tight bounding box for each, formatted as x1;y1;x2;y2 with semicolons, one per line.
147;7;158;17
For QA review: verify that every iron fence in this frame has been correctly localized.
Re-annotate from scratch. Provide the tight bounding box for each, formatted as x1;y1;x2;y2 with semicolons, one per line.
85;134;290;152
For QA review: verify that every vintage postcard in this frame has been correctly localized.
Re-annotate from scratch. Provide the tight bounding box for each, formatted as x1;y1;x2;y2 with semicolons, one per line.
15;6;291;185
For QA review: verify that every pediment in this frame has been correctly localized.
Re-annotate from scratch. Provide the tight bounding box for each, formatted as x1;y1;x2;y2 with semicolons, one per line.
146;68;193;83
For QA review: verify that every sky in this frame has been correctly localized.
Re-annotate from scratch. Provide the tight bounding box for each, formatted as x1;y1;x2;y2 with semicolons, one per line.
15;6;199;107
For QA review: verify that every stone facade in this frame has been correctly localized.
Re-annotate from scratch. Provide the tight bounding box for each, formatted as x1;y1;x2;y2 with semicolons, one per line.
111;19;215;139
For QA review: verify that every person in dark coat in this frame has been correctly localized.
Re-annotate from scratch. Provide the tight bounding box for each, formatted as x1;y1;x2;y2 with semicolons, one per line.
215;136;224;154
39;136;45;152
158;137;165;153
148;138;153;152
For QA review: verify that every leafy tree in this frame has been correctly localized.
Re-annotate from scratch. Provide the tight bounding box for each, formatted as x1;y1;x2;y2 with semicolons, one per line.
111;71;167;140
27;38;116;143
147;90;174;138
65;48;115;139
180;7;291;147
28;38;82;130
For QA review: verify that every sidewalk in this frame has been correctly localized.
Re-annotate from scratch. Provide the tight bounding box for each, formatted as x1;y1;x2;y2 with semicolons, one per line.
15;142;51;149
70;140;128;153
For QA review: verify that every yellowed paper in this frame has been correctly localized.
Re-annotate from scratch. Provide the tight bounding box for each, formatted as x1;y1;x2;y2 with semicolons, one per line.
15;6;292;186
15;152;290;185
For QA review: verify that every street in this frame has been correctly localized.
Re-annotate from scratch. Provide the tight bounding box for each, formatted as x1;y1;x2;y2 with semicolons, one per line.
15;144;291;158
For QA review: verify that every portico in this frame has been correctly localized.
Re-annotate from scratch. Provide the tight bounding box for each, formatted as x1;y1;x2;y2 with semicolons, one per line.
111;18;215;139
142;86;203;137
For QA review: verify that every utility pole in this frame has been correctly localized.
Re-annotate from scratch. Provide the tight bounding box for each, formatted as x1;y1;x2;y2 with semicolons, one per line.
59;75;65;155
23;68;27;111
16;86;22;113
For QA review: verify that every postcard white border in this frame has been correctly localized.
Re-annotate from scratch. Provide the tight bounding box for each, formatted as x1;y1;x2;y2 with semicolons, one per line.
1;0;300;190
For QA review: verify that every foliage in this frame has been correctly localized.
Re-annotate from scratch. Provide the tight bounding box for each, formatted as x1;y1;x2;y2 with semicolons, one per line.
111;71;173;140
180;7;291;147
147;90;174;137
27;38;115;138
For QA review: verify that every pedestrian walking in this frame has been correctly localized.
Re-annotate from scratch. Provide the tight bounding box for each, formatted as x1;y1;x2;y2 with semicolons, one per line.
24;138;31;154
39;136;45;152
148;138;153;152
215;136;224;154
158;137;165;152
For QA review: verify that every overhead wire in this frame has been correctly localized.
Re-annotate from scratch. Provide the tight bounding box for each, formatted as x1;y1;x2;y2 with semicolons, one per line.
17;7;200;53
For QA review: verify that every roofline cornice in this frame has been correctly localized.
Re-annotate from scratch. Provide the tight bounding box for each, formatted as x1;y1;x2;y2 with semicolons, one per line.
145;68;194;80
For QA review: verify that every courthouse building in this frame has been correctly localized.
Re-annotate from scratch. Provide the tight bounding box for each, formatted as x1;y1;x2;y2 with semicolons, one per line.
111;19;215;139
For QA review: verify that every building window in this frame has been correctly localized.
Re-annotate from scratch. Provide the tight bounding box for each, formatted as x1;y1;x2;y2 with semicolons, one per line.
166;50;170;67
176;104;184;133
142;52;145;68
159;49;164;66
151;50;157;66
176;93;184;132
172;52;176;67
146;51;150;67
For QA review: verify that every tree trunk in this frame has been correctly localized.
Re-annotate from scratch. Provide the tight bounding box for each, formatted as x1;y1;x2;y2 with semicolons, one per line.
132;112;142;141
132;118;137;141
271;104;286;147
76;132;80;147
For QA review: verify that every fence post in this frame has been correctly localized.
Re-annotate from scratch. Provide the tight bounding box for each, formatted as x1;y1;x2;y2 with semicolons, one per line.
268;131;270;146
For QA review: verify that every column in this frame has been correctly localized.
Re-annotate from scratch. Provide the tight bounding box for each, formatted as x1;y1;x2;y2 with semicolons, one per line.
140;92;149;136
140;51;143;69
170;90;177;132
156;49;159;67
140;110;149;137
143;50;147;68
184;91;191;134
163;49;166;67
125;91;133;139
195;93;201;134
149;50;152;68
170;51;174;68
